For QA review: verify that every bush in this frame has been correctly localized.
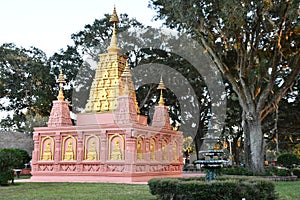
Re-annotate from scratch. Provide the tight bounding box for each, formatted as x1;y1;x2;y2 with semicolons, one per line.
13;149;31;168
277;153;300;169
0;148;23;186
292;168;300;178
0;170;14;186
221;167;255;176
265;167;290;176
148;177;278;200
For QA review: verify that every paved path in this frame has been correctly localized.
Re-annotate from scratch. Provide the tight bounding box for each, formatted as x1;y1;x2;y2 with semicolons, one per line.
14;172;205;184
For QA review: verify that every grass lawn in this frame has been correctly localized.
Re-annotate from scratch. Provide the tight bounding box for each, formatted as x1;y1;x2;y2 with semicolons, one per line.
275;180;300;200
1;182;155;200
1;179;299;200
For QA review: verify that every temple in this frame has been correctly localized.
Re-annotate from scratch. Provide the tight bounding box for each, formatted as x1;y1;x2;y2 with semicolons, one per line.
30;7;183;182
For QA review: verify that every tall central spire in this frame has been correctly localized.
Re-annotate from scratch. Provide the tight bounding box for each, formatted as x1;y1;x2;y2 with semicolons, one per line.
84;6;139;114
107;6;120;54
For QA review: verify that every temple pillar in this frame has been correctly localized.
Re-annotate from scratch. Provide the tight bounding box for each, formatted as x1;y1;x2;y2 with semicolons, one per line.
31;133;40;172
54;132;61;172
100;130;107;161
125;129;136;172
77;131;84;162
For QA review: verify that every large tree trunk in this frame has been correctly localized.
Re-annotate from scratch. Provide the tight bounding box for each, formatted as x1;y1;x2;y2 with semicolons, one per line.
242;111;265;173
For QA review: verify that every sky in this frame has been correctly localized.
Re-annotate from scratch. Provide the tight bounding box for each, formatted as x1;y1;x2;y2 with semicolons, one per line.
0;0;162;56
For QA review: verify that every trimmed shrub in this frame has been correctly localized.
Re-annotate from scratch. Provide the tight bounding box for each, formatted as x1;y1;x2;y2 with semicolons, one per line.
148;176;278;200
221;166;254;176
265;167;290;176
293;168;300;178
277;153;300;169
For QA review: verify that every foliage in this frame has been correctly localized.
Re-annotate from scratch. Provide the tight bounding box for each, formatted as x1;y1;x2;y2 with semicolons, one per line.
0;148;23;170
0;148;24;185
221;166;257;176
148;177;278;200
0;43;55;132
12;149;31;168
149;0;300;173
277;153;300;169
264;77;300;153
221;166;291;177
293;168;300;178
0;170;14;186
266;167;290;177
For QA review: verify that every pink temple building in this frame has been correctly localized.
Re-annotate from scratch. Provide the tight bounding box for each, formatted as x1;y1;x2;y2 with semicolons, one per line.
30;7;183;183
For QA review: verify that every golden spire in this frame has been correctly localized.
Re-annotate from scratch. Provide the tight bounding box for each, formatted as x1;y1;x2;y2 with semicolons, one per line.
107;6;120;54
157;76;166;106
57;68;66;101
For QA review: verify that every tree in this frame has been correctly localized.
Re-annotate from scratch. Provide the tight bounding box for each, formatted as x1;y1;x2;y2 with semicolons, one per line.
0;43;56;132
0;148;23;185
150;0;300;173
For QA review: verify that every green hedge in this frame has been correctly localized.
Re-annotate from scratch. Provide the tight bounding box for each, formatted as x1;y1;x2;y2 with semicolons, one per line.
221;166;290;176
277;153;300;169
293;168;300;178
148;177;278;200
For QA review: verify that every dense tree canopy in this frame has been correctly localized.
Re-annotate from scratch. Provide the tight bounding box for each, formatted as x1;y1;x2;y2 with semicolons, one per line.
0;43;55;132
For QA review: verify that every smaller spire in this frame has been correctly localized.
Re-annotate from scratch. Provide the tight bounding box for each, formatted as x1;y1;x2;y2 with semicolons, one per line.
157;76;166;106
57;68;66;101
107;6;120;54
121;63;131;96
123;77;130;95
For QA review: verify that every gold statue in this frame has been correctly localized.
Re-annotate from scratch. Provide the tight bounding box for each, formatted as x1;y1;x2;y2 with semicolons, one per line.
173;142;178;161
111;140;122;160
64;141;74;160
162;143;167;161
42;141;52;160
87;141;97;160
137;140;143;160
150;142;155;161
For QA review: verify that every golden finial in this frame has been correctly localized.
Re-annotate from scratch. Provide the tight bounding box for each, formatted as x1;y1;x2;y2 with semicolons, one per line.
107;6;120;54
157;76;166;106
57;68;66;101
109;5;119;23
